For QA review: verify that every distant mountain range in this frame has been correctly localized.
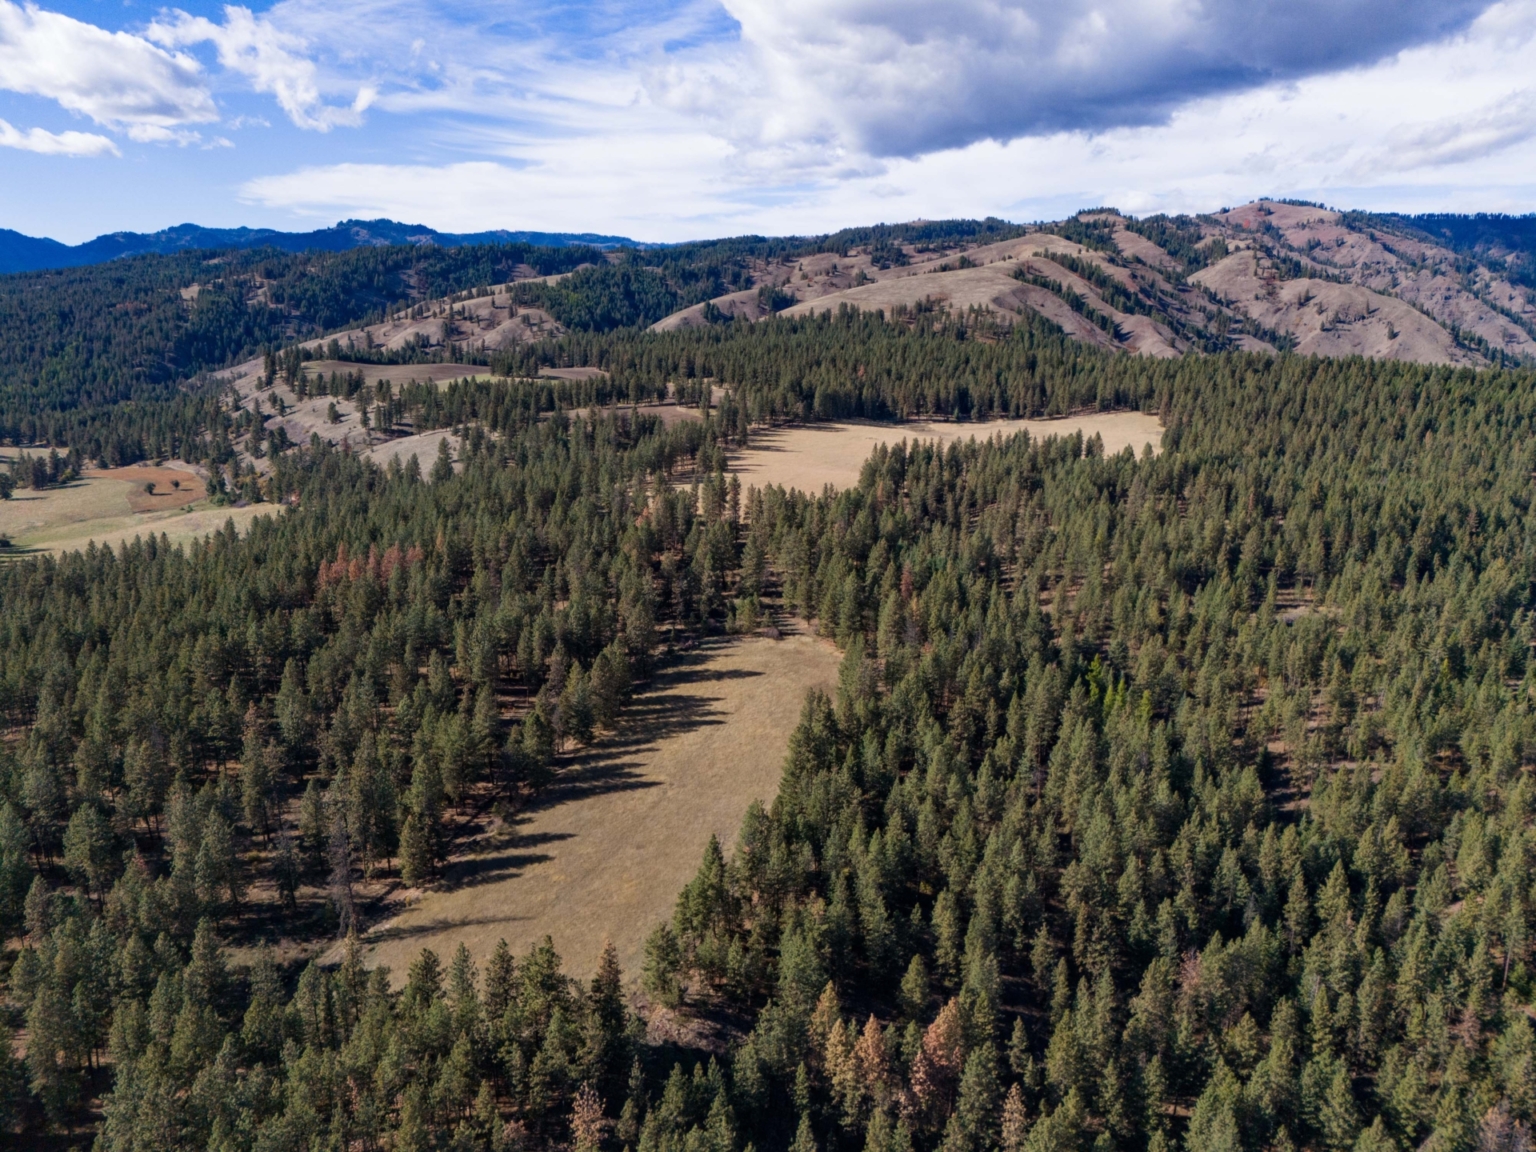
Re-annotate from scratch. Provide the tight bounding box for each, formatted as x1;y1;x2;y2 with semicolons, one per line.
0;218;641;275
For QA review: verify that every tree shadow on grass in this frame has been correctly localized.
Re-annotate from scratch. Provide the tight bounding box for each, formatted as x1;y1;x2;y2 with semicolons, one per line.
520;648;755;815
366;912;528;946
369;638;764;926
237;890;339;946
441;831;569;890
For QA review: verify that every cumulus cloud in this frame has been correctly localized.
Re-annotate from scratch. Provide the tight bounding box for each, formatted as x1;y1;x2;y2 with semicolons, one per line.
0;0;215;133
236;1;1536;242
0;116;118;155
652;0;1492;160
147;6;374;131
15;0;1534;231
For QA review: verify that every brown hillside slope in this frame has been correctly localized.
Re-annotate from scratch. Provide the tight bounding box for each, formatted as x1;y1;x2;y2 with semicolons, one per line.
1193;249;1466;363
652;199;1536;367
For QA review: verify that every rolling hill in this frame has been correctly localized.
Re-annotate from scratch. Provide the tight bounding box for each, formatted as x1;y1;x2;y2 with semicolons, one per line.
644;201;1536;367
0;218;640;275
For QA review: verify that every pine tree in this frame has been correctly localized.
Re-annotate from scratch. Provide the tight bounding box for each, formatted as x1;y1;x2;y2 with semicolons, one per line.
1354;1116;1399;1152
485;939;516;1023
584;941;628;1094
571;1082;606;1152
900;954;930;1021
643;923;683;1008
240;734;276;841
1000;1083;1028;1152
276;658;314;750
399;810;431;888
62;802;114;901
273;828;300;910
791;1111;819;1152
432;438;455;484
327;807;356;933
947;1042;1001;1152
298;779;327;876
0;802;32;927
194;811;242;913
1320;1064;1362;1152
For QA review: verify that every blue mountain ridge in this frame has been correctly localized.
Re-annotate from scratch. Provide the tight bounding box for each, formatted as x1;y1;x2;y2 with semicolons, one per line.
0;218;641;275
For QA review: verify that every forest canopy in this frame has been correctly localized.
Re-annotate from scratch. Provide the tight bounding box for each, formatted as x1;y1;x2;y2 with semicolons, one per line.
0;246;1533;1152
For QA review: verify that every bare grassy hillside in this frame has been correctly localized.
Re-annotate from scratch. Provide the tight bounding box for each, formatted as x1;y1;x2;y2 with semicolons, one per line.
649;200;1536;366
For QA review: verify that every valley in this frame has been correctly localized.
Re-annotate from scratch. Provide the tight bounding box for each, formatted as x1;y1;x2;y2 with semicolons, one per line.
0;204;1533;1152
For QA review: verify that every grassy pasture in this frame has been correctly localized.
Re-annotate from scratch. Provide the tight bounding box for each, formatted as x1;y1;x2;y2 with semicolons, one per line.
0;456;269;556
729;411;1163;496
363;628;841;985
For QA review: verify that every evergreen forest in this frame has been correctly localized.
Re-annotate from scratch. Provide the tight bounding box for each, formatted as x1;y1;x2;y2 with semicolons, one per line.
0;240;1533;1152
0;241;601;456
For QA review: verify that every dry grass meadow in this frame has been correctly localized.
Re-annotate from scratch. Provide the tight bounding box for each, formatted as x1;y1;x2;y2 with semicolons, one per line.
0;460;272;556
730;411;1163;496
363;628;841;985
361;429;461;474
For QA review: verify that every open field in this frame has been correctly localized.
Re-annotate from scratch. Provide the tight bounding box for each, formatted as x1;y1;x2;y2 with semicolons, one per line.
730;411;1164;495
362;429;461;473
538;366;608;381
363;627;841;985
303;360;497;386
0;460;271;555
567;401;705;429
97;464;206;511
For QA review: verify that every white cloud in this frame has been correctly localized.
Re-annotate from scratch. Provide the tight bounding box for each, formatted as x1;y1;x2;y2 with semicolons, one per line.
125;124;207;145
1375;90;1536;171
0;116;118;156
0;0;215;133
147;5;373;131
238;1;1536;239
239;127;745;236
651;0;1491;161
10;0;1533;230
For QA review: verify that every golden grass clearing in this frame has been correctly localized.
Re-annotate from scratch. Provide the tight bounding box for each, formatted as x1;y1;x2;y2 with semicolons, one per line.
730;411;1164;496
362;429;460;474
52;505;273;556
0;463;270;556
567;402;705;430
364;628;841;985
303;360;498;385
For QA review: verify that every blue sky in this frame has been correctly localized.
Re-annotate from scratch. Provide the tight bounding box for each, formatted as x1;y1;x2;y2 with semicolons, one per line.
3;0;1536;243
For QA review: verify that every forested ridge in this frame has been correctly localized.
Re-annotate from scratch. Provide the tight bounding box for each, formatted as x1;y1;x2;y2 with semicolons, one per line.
0;403;731;1137
492;309;1149;421
6;200;1531;475
0;216;1033;458
642;353;1536;1152
0;297;1534;1152
503;219;1032;335
0;240;601;454
1343;213;1536;288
